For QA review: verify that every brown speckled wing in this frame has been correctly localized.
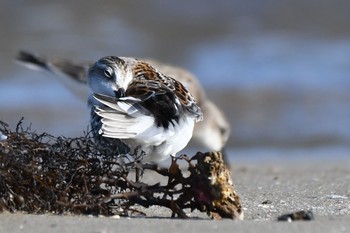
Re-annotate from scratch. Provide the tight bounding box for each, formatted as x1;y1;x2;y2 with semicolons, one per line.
170;76;203;121
126;79;180;129
131;62;203;124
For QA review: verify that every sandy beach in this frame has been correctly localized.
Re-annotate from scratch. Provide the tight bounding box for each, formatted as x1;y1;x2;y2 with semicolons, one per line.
1;156;349;233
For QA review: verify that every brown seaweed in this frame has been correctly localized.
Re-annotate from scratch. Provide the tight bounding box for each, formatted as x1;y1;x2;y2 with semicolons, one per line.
0;119;242;219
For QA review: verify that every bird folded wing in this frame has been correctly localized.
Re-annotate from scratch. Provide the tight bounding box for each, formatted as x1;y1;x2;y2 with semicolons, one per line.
93;93;154;139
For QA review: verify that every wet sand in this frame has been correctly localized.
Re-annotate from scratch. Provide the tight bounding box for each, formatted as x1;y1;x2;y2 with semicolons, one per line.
1;156;349;232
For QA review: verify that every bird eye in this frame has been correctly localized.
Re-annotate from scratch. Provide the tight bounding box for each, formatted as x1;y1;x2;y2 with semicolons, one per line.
104;68;113;78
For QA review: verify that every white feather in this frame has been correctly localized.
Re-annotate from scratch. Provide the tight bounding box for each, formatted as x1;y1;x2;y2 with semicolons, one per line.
94;97;125;112
96;104;155;139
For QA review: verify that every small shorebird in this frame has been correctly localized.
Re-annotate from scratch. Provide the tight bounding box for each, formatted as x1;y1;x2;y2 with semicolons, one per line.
88;56;203;162
16;51;231;157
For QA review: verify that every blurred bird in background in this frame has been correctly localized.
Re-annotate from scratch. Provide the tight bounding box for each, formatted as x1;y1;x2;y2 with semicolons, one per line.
16;51;231;164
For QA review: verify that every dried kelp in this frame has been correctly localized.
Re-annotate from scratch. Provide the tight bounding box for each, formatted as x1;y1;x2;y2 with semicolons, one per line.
0;120;242;219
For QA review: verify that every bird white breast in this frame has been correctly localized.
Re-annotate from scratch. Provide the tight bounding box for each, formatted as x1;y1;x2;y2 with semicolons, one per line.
123;116;195;163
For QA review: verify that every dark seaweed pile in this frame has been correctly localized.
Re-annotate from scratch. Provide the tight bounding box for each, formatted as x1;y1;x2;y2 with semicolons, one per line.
0;119;242;219
0;119;136;216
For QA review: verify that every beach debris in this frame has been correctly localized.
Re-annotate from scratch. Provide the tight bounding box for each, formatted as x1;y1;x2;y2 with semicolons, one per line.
189;151;243;219
261;200;272;205
277;210;315;222
326;194;348;200
0;120;242;219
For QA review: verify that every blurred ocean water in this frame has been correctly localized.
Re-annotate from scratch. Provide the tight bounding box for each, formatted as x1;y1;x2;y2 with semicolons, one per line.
0;1;350;157
190;36;350;89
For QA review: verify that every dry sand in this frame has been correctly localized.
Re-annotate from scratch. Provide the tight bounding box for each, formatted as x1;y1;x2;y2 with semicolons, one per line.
1;156;349;233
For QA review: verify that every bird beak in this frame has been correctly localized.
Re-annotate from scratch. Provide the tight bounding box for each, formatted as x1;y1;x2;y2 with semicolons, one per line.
115;88;126;98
